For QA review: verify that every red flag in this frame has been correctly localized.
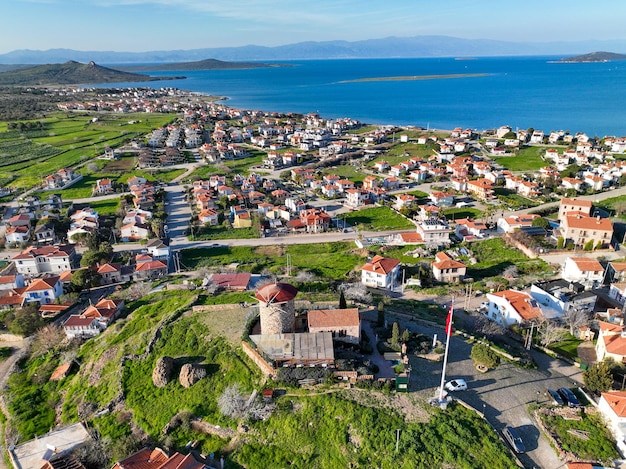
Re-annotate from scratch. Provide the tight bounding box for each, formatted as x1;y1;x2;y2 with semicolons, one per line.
445;303;453;336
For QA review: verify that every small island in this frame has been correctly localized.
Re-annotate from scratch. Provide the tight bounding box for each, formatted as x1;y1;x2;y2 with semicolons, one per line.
557;51;626;63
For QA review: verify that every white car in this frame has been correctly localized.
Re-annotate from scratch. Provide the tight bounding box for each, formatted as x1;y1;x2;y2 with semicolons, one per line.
444;379;468;392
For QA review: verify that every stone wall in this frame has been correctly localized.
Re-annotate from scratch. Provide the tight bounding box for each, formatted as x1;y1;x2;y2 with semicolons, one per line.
241;341;276;377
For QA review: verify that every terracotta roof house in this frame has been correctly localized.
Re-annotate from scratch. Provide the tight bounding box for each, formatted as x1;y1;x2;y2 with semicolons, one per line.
485;289;543;327
22;276;63;305
559;213;613;249
210;273;252;291
134;259;168;280
307;308;360;344
561;257;604;289
496;214;539;233
0;274;24;291
595;321;626;363
81;298;124;326
97;263;123;284
62;315;101;339
361;255;401;290
598;391;626;455
558;197;593;220
432;252;466;283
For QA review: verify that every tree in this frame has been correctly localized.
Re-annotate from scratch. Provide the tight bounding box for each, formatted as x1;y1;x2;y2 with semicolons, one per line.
218;384;247;419
377;301;385;327
583;360;613;394
470;343;499;369
557;236;565;249
531;217;550;229
338;290;347;309
391;322;400;346
31;325;66;357
583;239;594;251
566;309;590;336
6;305;44;336
401;328;410;343
70;268;100;290
80;249;109;268
538;320;564;347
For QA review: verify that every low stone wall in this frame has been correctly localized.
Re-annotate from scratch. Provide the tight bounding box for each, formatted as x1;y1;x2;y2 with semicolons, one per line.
241;341;276;377
0;333;23;342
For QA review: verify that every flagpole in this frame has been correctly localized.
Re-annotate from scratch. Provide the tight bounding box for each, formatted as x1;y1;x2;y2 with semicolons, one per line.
438;298;454;402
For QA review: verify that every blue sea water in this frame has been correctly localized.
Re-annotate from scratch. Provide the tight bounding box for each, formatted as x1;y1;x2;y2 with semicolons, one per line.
102;57;626;136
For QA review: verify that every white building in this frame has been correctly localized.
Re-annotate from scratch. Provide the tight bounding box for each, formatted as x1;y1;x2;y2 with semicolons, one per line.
561;257;604;290
361;255;401;290
485;289;543;327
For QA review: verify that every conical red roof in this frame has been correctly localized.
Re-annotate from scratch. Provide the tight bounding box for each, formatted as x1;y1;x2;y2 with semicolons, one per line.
255;282;298;304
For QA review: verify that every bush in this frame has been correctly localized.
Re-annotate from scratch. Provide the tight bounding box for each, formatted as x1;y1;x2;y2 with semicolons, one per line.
470;343;500;369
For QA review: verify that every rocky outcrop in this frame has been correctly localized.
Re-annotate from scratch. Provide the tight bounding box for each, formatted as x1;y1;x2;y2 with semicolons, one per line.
179;363;206;388
152;356;174;387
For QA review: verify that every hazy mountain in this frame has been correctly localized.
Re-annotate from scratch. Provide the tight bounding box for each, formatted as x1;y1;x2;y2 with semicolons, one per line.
2;36;626;64
119;58;283;72
0;60;181;86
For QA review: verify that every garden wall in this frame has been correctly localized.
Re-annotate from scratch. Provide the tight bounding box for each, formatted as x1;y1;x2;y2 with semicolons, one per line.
241;341;276;377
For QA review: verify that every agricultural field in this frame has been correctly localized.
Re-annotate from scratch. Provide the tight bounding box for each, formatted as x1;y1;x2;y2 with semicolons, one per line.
0;112;176;189
344;206;415;231
321;164;366;184
367;142;438;168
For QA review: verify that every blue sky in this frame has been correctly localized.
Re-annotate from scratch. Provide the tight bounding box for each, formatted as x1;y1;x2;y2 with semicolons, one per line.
3;0;626;53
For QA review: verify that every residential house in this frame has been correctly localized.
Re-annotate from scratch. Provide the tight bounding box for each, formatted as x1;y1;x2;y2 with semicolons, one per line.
94;178;113;194
81;298;124;327
496;214;539;233
62;315;101;339
598;391;626;456
561;257;604;289
415;218;452;248
454;218;487;241
146;238;170;261
67;208;99;243
361;255;401;290
22;276;64;305
299;208;331;233
559;213;613;249
12;244;77;275
110;447;209;469
0;274;25;291
560;177;584;191
529;279;596;317
134;258;168;280
607;261;626;283
559;198;593;220
485;290;544;327
120;222;151;242
432;252;466;283
6;225;30;244
307;308;360;344
345;189;372;208
466;178;494;200
34;223;56;245
97;263;123;284
199;208;219;225
394;194;417;211
429;191;455;207
595;321;626;362
210;273;251;291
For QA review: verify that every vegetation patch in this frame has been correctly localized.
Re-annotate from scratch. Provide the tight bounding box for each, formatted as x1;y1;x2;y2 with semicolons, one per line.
344;206;415;231
492;145;547;171
466;238;551;280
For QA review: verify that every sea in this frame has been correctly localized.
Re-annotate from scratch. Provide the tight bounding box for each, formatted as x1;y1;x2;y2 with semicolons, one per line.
100;56;626;137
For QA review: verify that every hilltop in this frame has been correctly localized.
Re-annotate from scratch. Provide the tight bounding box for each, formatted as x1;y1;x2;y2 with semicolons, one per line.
0;60;184;86
120;58;283;72
558;51;626;62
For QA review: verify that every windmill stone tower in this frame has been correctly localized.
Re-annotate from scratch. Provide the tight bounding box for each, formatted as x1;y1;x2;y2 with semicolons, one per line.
255;282;298;334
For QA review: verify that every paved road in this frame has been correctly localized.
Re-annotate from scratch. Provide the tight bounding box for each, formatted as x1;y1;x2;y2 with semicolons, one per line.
388;310;582;469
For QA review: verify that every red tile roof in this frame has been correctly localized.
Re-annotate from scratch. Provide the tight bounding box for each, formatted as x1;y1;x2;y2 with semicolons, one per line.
432;252;466;270
601;391;626;418
361;255;400;275
308;308;360;329
491;290;543;321
24;276;60;292
569;257;604;273
112;448;169;469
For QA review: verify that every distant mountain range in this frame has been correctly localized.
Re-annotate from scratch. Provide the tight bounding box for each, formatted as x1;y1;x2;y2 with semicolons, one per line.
2;35;626;64
119;58;283;72
0;61;176;86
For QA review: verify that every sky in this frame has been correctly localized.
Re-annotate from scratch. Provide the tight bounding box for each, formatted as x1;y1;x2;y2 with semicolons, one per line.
3;0;626;54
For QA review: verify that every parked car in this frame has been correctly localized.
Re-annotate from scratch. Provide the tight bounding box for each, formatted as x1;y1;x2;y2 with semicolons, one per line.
558;387;581;407
444;379;468;392
502;426;526;454
546;388;565;406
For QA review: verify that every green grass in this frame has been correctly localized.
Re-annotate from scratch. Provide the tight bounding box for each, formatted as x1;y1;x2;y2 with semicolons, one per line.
344;206;415;231
547;334;583;360
182;242;366;280
321;165;367;184
539;409;619;462
466;238;551;280
493;188;540;209
442;207;483;220
492;145;548;171
84;197;121;215
596;194;626;219
198;292;253;305
0;346;12;361
194;225;260;240
367;142;437;168
235;398;518;468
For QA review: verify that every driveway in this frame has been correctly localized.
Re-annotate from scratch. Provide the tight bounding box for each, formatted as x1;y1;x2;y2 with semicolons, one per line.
387;312;582;469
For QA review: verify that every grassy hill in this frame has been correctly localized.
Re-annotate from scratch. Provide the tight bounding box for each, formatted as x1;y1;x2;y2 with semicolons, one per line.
0;60;183;86
4;289;519;468
559;51;626;62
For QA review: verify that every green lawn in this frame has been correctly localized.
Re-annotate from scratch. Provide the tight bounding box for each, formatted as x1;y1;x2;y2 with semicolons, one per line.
547;334;583;360
194;225;260;240
492;145;549;171
466;238;552;279
84;197;121;215
322;165;366;184
344;206;415;231
442;207;483;221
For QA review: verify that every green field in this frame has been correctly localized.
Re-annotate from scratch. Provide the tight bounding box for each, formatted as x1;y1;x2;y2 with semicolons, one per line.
492;145;549;171
344;206;415;231
182;242;366;280
0;112;176;189
321;164;366;184
442;207;483;220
